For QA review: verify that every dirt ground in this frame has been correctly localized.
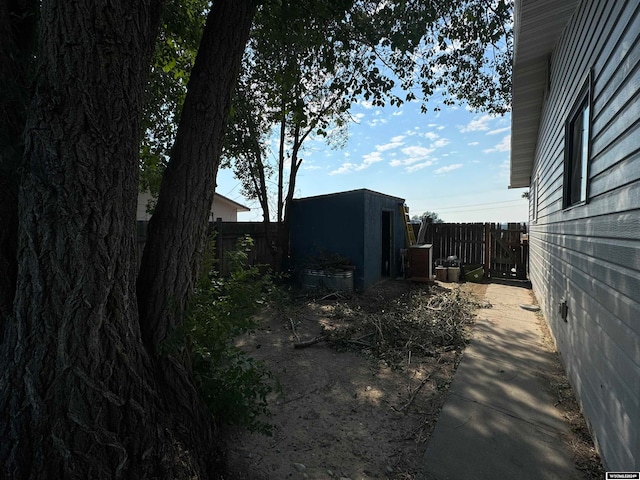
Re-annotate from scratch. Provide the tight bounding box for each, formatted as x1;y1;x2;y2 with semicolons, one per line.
224;279;603;480
225;279;487;480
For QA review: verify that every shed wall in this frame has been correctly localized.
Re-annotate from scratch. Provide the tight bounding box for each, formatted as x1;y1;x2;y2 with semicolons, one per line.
290;191;366;289
289;190;405;291
529;0;640;469
362;193;406;290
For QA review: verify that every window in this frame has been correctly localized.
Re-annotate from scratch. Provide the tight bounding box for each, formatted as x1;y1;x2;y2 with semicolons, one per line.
531;174;538;223
563;75;592;208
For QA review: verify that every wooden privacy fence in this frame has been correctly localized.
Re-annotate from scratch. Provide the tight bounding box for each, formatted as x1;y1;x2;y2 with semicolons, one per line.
421;222;529;280
138;220;528;280
214;221;279;275
137;220;279;276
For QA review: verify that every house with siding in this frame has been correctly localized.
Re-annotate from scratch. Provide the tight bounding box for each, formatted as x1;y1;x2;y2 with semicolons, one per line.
137;191;250;222
136;191;251;270
510;0;640;470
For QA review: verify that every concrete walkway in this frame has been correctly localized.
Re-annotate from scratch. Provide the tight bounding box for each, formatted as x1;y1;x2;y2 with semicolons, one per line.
419;282;580;480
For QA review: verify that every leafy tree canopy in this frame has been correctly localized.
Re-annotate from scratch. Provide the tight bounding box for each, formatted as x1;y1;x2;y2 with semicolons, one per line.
145;0;513;202
220;0;512;234
412;210;445;223
140;0;210;196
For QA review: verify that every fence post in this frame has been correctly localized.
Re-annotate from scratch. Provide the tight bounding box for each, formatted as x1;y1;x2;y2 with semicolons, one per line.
484;223;491;277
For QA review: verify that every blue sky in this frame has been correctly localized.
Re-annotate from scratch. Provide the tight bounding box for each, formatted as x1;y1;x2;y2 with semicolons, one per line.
216;99;529;223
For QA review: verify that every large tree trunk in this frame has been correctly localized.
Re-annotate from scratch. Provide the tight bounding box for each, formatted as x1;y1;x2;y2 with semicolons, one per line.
0;1;205;478
135;0;256;474
137;0;256;351
0;0;256;477
0;0;38;318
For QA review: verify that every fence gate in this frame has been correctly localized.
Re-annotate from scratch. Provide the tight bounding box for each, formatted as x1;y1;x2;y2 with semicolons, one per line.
422;222;528;280
487;223;528;280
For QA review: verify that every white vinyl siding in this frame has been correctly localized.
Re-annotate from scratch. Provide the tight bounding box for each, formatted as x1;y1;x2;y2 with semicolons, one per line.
528;0;640;470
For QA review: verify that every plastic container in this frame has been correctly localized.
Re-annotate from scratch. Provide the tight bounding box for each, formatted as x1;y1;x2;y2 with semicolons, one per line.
447;266;460;282
465;266;484;283
435;266;448;282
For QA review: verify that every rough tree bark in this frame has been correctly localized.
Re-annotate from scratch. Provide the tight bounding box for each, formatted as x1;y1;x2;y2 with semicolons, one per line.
0;0;38;318
137;0;256;351
135;0;257;475
0;0;220;478
0;0;257;477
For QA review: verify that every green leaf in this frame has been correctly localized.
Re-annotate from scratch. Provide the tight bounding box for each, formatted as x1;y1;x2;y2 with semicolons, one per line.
162;58;176;73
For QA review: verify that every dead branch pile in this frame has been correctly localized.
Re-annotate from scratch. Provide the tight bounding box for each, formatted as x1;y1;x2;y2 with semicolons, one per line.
323;287;482;367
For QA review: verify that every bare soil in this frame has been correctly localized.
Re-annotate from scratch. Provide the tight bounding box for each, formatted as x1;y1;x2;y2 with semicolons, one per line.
225;280;603;480
225;280;486;480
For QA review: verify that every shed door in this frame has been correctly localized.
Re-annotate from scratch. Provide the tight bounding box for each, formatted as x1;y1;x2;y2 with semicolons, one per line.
381;211;392;276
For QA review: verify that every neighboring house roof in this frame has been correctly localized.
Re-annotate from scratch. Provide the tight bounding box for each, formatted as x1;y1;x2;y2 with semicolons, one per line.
510;0;580;188
213;192;250;213
137;191;249;222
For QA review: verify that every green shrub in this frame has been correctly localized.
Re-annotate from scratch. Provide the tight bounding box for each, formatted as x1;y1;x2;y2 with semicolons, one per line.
163;234;279;435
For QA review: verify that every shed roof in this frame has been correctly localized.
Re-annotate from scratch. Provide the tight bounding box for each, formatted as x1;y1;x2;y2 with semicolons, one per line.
293;188;405;203
510;0;579;188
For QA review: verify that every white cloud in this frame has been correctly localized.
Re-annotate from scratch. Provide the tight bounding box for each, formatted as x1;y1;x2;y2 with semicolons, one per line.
468;141;480;146
331;132;450;175
329;140;395;175
406;161;436;172
417;132;450;149
362;151;383;166
376;135;405;151
435;163;463;174
353;113;366;121
401;145;435;159
423;132;440;140
483;134;511;153
432;138;450;148
390;146;436;167
487;126;510;135
460;114;494;133
375;143;397;152
329;163;358;175
392;110;404;116
367;117;388;127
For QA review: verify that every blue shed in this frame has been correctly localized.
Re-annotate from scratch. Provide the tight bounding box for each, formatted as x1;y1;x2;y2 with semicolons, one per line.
289;189;408;291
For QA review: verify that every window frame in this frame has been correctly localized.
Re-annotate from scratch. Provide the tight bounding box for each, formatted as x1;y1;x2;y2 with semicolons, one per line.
563;70;593;210
531;174;538;223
